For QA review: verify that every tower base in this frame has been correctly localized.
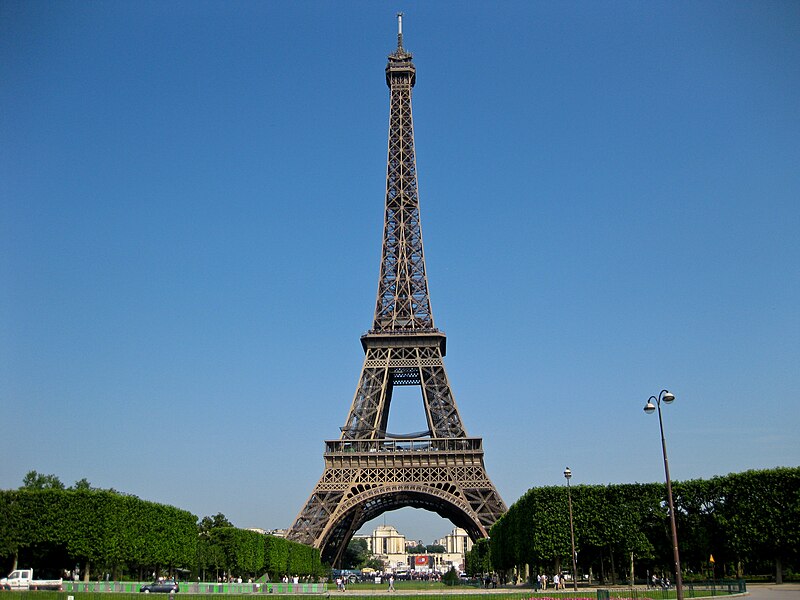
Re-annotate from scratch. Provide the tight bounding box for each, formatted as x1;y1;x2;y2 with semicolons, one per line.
287;437;506;566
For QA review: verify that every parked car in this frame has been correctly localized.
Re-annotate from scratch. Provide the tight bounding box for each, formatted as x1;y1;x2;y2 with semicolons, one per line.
140;579;179;593
1;569;62;591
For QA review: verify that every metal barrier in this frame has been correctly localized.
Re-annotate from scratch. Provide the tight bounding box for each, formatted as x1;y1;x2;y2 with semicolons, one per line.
61;581;329;594
60;580;743;597
595;580;746;600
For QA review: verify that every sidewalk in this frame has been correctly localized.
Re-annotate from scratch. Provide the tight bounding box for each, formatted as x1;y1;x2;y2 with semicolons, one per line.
745;582;800;600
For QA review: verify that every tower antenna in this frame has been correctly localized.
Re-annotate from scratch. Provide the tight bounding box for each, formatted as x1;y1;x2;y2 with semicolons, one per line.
397;12;404;49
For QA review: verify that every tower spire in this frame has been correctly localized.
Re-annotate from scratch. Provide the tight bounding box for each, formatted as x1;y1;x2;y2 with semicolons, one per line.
378;13;424;330
397;12;404;50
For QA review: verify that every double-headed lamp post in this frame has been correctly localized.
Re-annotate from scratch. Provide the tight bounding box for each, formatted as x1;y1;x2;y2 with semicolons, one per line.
564;467;578;591
644;390;683;600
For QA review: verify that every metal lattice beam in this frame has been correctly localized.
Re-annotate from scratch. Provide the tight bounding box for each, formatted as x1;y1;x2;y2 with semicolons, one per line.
287;18;505;566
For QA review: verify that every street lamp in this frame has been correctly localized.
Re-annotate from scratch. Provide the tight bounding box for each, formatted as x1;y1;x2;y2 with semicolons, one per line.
564;467;578;592
644;390;683;600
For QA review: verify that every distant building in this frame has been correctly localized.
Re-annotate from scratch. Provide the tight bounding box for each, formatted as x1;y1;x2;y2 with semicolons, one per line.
270;529;288;538
364;524;406;554
364;525;408;571
434;527;473;555
246;528;287;538
361;525;471;574
422;528;473;573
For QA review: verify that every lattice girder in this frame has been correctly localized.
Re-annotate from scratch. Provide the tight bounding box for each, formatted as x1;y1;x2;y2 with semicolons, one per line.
289;437;506;565
374;64;432;332
286;22;505;565
341;342;465;440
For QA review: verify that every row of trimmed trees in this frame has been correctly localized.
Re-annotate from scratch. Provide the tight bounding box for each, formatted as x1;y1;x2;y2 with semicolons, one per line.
0;489;322;581
198;527;323;581
475;467;799;584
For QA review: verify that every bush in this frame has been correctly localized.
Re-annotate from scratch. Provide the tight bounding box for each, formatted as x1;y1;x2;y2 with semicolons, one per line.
442;567;459;586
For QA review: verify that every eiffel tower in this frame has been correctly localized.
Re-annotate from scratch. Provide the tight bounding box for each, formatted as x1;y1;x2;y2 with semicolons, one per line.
286;15;506;566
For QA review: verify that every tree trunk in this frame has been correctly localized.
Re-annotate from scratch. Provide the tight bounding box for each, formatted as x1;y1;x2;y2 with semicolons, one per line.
775;556;783;584
83;561;90;582
610;549;616;585
630;552;634;587
600;551;606;584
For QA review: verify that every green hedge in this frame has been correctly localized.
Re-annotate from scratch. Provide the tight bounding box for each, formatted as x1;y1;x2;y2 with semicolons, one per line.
1;490;323;580
484;467;800;583
0;489;197;577
199;527;322;579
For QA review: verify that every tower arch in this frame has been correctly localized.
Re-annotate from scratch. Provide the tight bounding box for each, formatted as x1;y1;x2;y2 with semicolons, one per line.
318;484;486;566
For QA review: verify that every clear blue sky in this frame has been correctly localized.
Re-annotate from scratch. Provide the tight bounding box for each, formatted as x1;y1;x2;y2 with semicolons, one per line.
2;1;799;544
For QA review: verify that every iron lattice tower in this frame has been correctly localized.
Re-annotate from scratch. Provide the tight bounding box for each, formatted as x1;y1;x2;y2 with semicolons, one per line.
287;16;506;566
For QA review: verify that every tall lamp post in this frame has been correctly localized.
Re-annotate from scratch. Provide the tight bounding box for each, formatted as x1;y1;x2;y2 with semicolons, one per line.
564;467;578;591
644;390;683;600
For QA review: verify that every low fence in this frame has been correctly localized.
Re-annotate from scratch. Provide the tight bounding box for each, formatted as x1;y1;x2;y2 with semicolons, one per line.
596;580;746;599
59;579;744;598
61;581;328;594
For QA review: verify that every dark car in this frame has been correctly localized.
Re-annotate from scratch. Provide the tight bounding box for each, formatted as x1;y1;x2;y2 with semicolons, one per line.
139;580;179;593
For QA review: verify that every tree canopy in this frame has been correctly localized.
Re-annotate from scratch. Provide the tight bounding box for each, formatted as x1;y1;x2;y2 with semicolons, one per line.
484;467;800;584
1;476;323;582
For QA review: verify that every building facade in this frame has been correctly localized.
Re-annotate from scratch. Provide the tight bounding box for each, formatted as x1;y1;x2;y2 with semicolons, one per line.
435;527;473;556
362;525;409;571
360;525;470;574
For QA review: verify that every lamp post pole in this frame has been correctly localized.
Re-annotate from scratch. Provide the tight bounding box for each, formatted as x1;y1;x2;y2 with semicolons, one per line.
644;390;683;600
564;467;578;592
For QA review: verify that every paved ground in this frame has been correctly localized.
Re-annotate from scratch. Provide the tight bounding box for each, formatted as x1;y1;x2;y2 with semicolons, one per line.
745;583;800;600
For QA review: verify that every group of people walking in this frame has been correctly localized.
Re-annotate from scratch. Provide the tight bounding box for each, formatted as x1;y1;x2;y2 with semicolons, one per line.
650;574;671;589
536;573;566;590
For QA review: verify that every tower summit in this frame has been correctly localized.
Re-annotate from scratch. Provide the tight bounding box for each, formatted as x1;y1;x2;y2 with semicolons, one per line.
287;17;506;567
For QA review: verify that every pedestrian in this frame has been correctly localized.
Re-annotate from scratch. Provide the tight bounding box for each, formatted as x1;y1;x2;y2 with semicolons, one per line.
541;574;547;590
553;573;560;589
387;575;395;592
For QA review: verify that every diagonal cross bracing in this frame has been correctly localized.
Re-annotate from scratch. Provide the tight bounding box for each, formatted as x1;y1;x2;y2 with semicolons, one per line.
287;19;505;566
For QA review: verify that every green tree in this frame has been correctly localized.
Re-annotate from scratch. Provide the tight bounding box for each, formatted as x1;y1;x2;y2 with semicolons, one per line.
442;566;459;586
465;538;490;576
362;556;384;571
672;477;727;578
341;538;369;569
718;468;800;583
264;534;289;578
199;513;233;534
488;468;800;584
21;471;64;490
